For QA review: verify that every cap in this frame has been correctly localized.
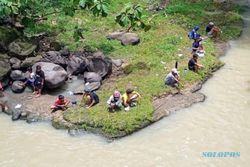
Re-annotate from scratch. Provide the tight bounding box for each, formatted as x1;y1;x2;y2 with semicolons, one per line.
171;68;179;74
209;22;214;26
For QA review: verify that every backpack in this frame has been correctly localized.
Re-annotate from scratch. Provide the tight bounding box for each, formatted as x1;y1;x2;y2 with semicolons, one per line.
188;31;195;39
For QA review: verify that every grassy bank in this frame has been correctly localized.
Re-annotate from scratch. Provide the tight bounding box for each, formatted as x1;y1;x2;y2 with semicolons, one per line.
34;0;244;138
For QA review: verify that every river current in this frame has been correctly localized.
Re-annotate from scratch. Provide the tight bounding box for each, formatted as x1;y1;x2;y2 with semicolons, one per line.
0;1;250;167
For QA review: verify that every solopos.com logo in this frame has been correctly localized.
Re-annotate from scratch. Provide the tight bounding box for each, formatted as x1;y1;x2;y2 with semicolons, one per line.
202;152;240;158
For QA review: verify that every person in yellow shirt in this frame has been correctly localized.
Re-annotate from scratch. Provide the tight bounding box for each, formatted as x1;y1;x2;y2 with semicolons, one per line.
122;88;141;111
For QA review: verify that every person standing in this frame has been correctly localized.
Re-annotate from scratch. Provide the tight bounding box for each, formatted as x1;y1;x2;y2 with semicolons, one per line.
34;65;45;98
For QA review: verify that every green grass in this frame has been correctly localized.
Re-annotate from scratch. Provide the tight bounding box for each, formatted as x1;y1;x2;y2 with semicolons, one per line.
24;0;243;137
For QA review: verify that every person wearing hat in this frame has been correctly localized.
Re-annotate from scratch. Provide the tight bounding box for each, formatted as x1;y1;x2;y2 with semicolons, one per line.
51;95;70;113
165;68;180;88
82;89;99;109
206;22;220;38
122;88;141;111
188;54;203;72
107;90;122;112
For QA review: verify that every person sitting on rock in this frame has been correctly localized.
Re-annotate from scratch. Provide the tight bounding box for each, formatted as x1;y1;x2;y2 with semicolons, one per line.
165;68;180;88
0;82;9;112
82;89;99;109
206;22;220;39
188;54;203;72
34;65;45;98
122;88;141;111
107;90;122;112
51;95;70;113
20;67;35;91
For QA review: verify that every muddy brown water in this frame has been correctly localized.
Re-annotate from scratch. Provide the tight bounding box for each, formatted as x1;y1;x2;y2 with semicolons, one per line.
1;1;250;167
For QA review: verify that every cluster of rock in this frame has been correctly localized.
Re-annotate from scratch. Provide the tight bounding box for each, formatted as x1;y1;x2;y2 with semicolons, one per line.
0;26;116;93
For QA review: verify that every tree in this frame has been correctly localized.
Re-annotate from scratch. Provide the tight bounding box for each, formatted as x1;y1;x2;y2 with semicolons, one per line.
0;0;109;26
115;3;151;32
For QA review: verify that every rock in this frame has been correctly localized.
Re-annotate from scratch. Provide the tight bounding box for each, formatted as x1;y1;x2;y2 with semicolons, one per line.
10;70;25;81
33;62;67;89
83;72;102;83
93;51;105;59
0;54;11;80
20;55;42;68
20;111;28;120
106;32;126;40
112;59;123;67
87;57;112;78
67;56;89;75
12;109;22;121
11;81;25;93
8;39;37;59
60;48;70;57
84;82;101;92
120;33;140;45
0;26;20;52
42;51;67;67
10;57;21;69
26;112;40;123
107;32;140;46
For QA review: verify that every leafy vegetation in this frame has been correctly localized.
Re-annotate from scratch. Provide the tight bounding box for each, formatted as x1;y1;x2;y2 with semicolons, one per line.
115;3;151;32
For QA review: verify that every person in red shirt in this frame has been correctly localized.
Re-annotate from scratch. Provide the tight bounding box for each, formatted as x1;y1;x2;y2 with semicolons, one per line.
51;95;70;113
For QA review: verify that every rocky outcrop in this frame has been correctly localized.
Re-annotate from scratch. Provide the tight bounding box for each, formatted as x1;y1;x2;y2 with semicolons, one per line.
33;62;67;89
8;39;37;60
107;32;140;46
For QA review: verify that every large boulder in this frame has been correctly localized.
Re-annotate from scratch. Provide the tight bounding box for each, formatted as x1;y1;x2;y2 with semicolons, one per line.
120;33;140;45
67;56;89;75
33;62;67;89
10;57;21;69
20;55;42;68
0;26;20;52
84;82;101;92
8;39;37;59
87;57;112;78
0;53;11;80
107;32;140;46
11;81;25;93
83;72;102;83
41;51;67;67
10;70;25;81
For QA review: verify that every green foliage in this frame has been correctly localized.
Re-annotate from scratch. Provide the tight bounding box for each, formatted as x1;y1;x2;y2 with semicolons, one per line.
79;0;109;17
115;3;151;32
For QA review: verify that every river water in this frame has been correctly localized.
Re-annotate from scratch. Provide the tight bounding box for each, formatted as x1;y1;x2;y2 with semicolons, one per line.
1;3;250;167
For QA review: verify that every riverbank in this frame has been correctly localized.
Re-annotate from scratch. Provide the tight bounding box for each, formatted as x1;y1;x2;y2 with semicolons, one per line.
50;1;244;139
0;0;245;139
